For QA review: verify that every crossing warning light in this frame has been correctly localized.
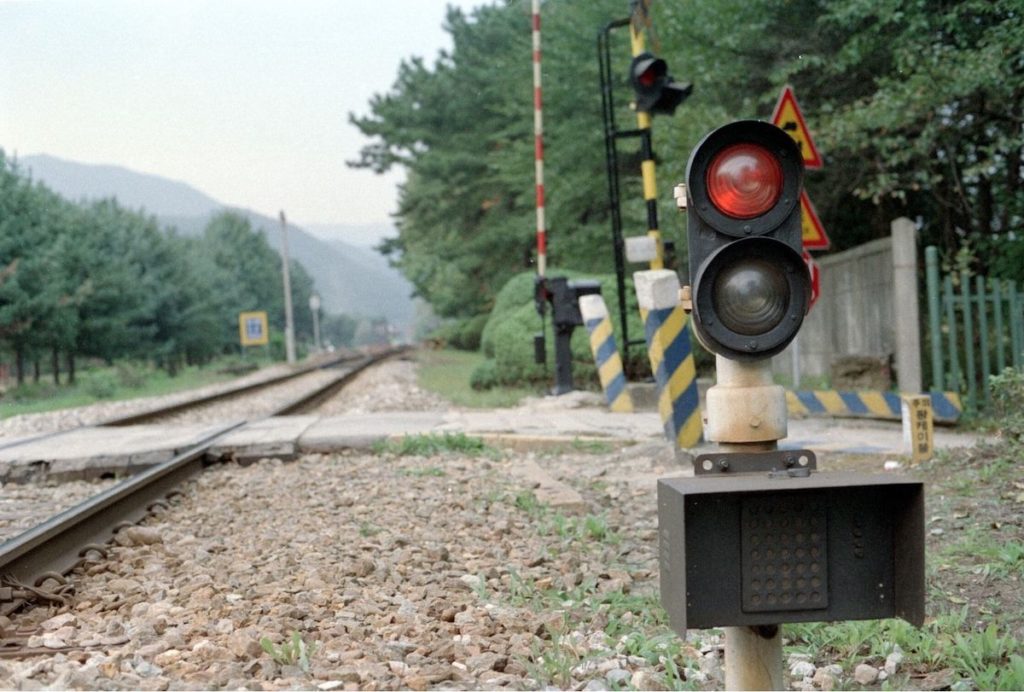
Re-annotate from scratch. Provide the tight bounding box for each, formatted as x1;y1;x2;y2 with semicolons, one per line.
628;52;692;116
685;120;811;360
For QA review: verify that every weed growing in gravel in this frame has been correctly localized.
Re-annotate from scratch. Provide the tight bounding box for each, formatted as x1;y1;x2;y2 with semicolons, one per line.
359;521;381;537
372;432;500;458
506;569;699;689
397;466;446;477
785;610;1024;689
508;492;622;546
260;631;317;673
513;490;543;516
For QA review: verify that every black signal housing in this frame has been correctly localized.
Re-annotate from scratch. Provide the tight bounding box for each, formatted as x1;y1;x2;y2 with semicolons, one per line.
686;120;810;360
628;52;692;116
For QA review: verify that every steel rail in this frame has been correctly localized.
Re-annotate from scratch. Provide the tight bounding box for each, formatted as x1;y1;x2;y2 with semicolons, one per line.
0;422;240;615
0;347;404;615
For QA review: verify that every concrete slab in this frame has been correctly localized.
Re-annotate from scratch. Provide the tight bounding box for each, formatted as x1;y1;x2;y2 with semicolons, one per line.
440;408;664;441
299;412;447;451
0;423;227;482
209;416;319;461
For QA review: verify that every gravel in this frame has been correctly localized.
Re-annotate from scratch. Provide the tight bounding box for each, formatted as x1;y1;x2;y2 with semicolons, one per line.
0;357;886;690
314;355;450;415
0;478;122;544
0;444;689;690
145;369;341;426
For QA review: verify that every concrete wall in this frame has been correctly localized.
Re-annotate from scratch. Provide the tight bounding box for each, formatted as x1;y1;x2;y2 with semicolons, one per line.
773;237;895;381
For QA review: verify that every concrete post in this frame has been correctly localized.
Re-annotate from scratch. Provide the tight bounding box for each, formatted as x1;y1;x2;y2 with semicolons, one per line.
279;211;297;365
709;354;785;689
892;217;921;393
633;270;702;448
724;624;784;690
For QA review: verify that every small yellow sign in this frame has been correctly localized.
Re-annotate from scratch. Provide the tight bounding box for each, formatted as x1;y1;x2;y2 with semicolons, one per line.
239;311;269;346
901;395;934;465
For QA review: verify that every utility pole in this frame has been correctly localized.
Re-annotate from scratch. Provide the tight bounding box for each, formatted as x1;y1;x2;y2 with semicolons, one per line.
279;210;296;364
309;293;322;352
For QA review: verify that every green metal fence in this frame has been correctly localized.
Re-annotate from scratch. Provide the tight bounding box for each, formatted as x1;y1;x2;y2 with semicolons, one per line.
925;245;1024;413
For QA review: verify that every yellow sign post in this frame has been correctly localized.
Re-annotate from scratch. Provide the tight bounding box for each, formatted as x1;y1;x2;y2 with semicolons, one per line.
901;395;934;464
238;311;269;347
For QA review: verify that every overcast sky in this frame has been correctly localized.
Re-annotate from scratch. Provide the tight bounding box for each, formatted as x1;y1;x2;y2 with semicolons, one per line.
0;0;486;231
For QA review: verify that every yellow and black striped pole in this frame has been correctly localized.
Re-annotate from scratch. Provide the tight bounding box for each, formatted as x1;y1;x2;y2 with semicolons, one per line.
629;22;663;270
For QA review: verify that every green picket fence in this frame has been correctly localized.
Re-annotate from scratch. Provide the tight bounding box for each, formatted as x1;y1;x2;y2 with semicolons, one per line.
925;246;1024;413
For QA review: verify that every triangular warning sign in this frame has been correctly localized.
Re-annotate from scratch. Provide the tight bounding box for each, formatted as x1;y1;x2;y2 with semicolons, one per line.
772;85;823;169
800;190;830;250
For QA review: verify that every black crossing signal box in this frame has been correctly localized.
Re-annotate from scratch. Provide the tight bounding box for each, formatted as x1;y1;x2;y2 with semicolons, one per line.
658;472;925;632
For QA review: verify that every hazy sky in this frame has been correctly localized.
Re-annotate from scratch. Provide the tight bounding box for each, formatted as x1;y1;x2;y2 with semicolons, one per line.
0;0;485;230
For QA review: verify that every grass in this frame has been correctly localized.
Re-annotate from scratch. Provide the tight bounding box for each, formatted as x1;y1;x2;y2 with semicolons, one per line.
537;437;617;456
0;357;264;418
372;432;499;458
415;348;541;408
508;490;622;546
506;568;698;690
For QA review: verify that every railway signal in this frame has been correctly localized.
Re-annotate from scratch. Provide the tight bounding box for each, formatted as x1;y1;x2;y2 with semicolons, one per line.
628;52;692;115
661;118;925;688
685;120;811;360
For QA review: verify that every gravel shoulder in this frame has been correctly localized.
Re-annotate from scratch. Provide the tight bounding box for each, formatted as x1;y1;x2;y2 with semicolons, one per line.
0;358;699;691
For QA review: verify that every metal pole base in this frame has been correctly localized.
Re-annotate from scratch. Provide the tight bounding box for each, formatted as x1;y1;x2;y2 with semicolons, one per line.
553;327;575;395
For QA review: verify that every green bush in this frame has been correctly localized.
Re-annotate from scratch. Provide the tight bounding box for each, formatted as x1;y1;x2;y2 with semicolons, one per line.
116;361;148;389
473;269;652;389
83;371;119;399
469;357;500;390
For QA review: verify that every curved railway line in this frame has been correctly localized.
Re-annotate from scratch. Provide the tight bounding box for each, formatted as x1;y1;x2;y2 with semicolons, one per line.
0;347;403;621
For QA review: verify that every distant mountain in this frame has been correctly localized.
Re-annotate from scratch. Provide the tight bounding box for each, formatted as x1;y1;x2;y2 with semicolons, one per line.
19;154;417;333
20;154;222;218
304;222;396;250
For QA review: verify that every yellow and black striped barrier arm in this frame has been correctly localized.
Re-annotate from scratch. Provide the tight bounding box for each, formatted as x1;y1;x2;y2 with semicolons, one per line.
786;390;962;424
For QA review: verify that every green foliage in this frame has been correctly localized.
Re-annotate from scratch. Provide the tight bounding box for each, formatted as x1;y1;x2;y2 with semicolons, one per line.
989;367;1024;437
0;151;339;384
432;313;488;351
259;631;317;673
81;371;119;399
351;0;1024;329
468;357;499;390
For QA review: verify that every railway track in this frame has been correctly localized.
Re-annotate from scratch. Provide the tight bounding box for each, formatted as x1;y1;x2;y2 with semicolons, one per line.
0;347;402;619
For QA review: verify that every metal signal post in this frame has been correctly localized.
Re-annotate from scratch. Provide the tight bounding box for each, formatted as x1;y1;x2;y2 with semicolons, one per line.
597;11;690;360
